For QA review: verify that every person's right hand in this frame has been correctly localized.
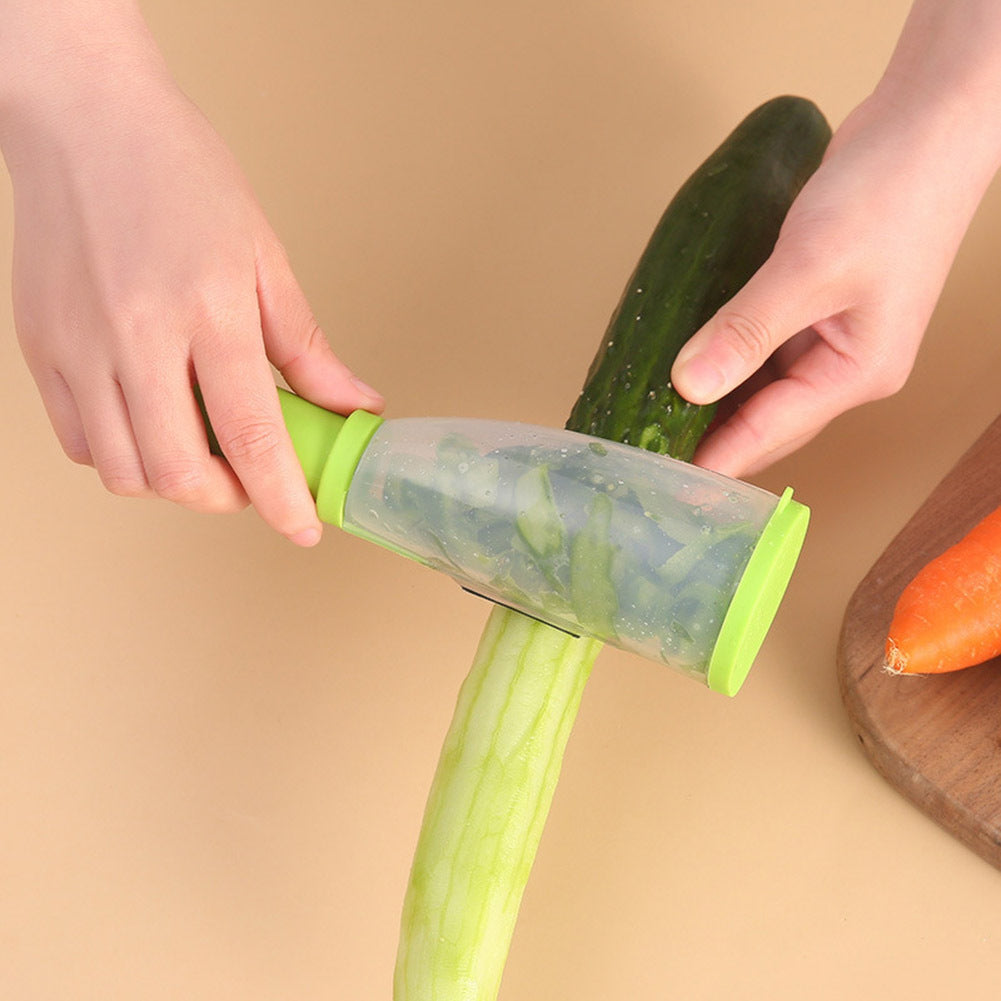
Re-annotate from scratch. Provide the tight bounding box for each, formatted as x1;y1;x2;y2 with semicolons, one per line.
2;14;382;546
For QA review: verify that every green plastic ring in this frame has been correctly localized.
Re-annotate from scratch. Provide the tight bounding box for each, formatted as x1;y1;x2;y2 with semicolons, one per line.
705;487;810;696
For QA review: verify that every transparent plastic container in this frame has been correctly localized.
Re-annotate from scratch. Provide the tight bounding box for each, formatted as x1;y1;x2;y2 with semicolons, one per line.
340;418;808;693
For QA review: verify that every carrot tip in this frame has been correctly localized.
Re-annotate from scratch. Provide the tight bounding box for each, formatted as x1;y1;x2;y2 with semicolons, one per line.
882;640;910;676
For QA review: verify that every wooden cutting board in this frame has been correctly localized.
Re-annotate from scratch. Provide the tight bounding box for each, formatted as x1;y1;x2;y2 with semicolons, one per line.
837;413;1001;869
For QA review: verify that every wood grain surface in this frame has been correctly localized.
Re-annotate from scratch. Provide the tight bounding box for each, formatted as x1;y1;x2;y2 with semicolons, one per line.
838;414;1001;869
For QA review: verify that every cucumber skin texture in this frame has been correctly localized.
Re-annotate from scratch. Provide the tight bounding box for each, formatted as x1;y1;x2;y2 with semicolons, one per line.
566;95;832;460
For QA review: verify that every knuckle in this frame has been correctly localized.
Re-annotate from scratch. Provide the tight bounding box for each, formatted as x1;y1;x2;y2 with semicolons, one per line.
866;361;911;400
61;437;93;467
287;317;331;369
173;271;249;346
102;291;174;349
185;296;241;351
302;317;328;356
98;460;151;499
278;312;325;362
213;416;283;467
147;457;209;504
262;235;292;270
717;308;774;365
837;339;915;402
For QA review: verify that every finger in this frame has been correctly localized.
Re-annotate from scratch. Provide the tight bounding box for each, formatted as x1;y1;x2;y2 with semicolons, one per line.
255;242;384;413
691;383;829;478
70;376;157;499
671;253;835;406
689;340;868;478
31;367;93;466
191;318;324;546
121;367;250;515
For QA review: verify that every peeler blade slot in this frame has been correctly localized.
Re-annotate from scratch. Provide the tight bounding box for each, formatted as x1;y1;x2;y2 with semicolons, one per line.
459;587;581;638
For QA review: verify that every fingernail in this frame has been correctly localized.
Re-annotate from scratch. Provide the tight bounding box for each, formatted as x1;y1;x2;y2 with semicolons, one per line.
351;376;384;404
674;354;726;402
289;525;322;547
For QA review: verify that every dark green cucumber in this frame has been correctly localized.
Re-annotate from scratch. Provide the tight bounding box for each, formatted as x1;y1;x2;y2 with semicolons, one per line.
566;95;832;459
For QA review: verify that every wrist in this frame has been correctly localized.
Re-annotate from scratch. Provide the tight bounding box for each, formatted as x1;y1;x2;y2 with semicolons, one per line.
848;80;1001;219
0;1;172;172
858;0;1001;191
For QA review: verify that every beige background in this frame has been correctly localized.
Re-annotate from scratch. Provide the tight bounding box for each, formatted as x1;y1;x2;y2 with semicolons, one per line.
4;2;1001;998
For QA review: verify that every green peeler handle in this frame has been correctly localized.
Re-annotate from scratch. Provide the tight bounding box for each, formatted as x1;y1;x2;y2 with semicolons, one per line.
195;386;384;527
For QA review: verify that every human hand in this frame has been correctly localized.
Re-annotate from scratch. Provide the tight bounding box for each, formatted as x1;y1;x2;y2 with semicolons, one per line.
3;31;382;546
668;83;1001;480
670;90;999;479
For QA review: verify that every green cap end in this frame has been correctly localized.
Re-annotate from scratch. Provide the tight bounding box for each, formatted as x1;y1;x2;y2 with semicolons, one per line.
706;487;809;697
277;388;383;527
314;409;384;527
278;389;348;496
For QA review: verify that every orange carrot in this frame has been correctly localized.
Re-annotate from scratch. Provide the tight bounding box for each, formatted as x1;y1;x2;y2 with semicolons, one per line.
885;504;1001;675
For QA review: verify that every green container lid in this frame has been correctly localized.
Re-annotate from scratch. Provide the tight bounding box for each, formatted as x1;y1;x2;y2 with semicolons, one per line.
277;388;384;527
705;487;809;696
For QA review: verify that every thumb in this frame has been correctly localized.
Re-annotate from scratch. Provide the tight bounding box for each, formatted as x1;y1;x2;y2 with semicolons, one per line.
671;254;823;405
257;241;384;414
